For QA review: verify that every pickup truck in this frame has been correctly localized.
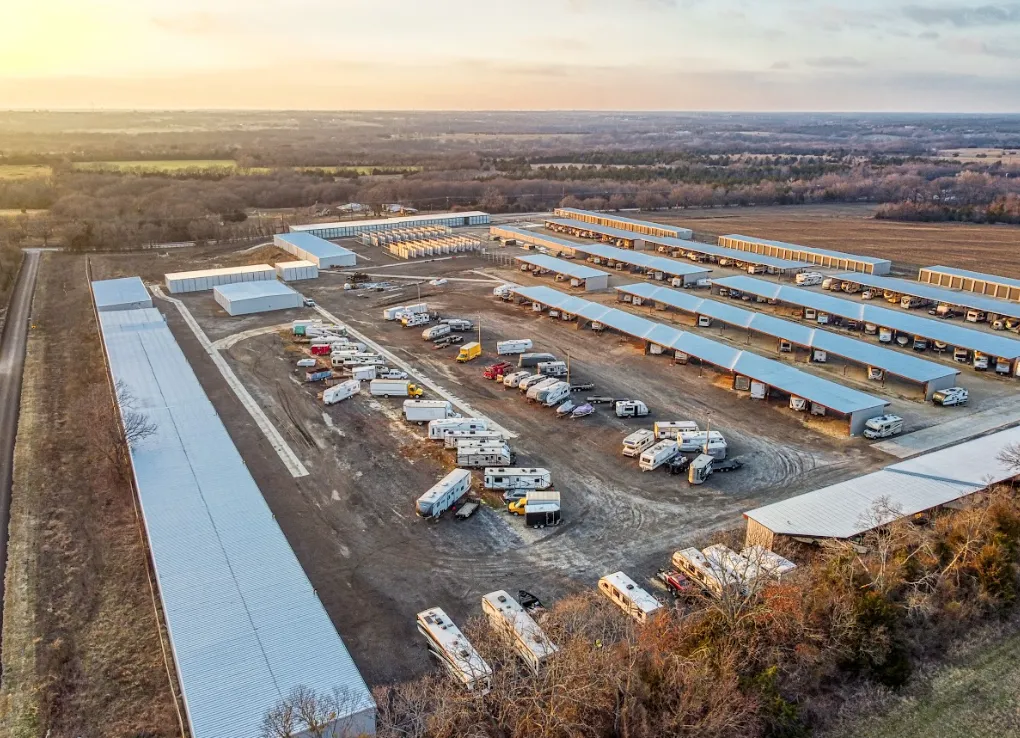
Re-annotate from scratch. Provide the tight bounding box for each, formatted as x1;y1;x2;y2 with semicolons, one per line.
656;569;695;598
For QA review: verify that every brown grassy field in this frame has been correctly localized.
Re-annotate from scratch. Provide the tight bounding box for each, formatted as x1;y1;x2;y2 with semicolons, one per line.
0;253;179;737
936;148;1020;164
650;204;1020;278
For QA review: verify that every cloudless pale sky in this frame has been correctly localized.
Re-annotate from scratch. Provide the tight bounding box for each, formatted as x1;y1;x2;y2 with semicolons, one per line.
2;0;1020;111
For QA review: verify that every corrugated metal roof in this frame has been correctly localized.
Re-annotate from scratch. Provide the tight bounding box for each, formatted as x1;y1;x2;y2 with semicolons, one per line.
275;232;356;259
921;265;1020;291
494;227;711;278
547;218;812;270
214;281;300;299
832;272;1020;320
712;275;1020;360
291;211;489;232
516;253;609;280
275;259;316;269
617;283;958;383
91;277;153;312
554;208;692;237
513;285;888;415
721;234;891;269
744;425;1020;539
95;306;374;738
165;264;275;281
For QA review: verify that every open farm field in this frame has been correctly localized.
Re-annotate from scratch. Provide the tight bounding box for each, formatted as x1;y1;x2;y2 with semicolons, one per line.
295;165;422;175
651;204;1020;277
936;148;1020;164
0;165;52;180
72;159;243;173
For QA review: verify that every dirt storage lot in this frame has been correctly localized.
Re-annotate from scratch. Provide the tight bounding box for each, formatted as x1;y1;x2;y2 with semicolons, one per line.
649;203;1020;278
97;248;893;687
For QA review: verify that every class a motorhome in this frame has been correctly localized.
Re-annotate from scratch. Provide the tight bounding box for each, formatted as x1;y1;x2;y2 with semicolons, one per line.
483;467;552;491
416;468;472;519
653;421;699;440
457;443;515;468
598;571;662;624
416;607;492;694
428;417;490;440
639;439;679;471
443;429;503;449
622;429;656;457
481;591;558;673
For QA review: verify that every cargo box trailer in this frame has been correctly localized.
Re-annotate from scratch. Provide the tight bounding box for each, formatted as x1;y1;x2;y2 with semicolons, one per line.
428;417;490;440
322;379;360;405
524;490;562;528
445;429;504;449
598;571;662;624
639;440;679;471
497;339;534;355
416;607;492;694
519;352;557;368
654;421;699;439
383;306;407;321
404;400;456;423
483;468;552;491
458;444;515;468
416;468;473;518
481;591;558;673
622;429;656;457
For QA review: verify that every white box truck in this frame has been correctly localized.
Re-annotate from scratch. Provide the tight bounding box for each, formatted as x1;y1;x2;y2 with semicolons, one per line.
322;379;360;405
457;444;515;468
423;324;452;341
370;379;424;398
404;400;456;423
639;440;679;471
497;339;534;355
416;468;472;519
483;467;551;491
622;429;656;457
445;429;504;449
654;421;698;439
428;417;490;440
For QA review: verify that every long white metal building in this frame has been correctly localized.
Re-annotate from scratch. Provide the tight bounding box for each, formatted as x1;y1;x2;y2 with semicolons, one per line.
744;425;1020;549
511;285;889;435
274;232;357;268
214;281;304;316
919;266;1020;302
165;264;276;294
275;260;319;281
291;211;490;239
516;253;610;291
552;207;693;240
831;272;1020;321
90;281;375;738
718;234;892;275
92;276;153;312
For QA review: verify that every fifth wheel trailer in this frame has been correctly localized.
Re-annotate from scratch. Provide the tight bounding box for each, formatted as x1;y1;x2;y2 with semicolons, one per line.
428;417;490;440
483;468;552;490
416;468;473;519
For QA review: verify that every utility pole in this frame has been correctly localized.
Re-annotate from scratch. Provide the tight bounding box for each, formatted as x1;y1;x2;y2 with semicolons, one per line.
477;314;482;349
566;352;571;385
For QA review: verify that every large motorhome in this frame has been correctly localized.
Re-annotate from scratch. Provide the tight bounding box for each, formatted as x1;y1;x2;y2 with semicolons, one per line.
597;571;663;624
483;467;552;491
416;607;492;694
481;591;558;672
416;469;472;519
622;429;656;457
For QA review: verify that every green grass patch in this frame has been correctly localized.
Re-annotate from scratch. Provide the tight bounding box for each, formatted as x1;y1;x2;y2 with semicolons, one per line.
0;164;53;180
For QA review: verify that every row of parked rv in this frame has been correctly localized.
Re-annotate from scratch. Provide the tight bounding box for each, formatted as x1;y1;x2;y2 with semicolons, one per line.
417;544;799;694
621;421;739;484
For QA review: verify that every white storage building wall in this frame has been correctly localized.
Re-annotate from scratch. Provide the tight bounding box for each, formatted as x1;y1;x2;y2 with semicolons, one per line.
290;211;491;239
165;264;275;294
275;260;319;281
214;281;304;316
274;232;357;268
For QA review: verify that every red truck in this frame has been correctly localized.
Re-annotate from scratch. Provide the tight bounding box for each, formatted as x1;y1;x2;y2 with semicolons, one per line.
482;361;513;380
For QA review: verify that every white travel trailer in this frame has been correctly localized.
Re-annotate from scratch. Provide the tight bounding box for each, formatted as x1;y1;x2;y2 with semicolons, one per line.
688;454;715;484
538;381;571;407
598;571;662;624
496;339;534;355
428;417;490;440
481;591;558;673
444;429;504;449
615;400;649;418
671;548;729;598
423;324;452;341
519;373;554;392
416;468;473;519
416;607;492;694
678;430;727;455
741;545;797;582
622;429;656;457
537;360;568;377
653;421;699;440
483;467;552;491
525;377;560;400
639;440;679;471
457;443;515;468
322;379;360;405
404;400;456;423
795;272;824;286
502;370;532;388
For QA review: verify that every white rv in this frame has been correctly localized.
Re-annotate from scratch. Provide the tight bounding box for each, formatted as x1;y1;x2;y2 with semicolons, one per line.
597;572;662;624
416;607;492;694
671;548;729;598
795;272;824;286
416;468;473;519
538;381;571;407
402;312;432;328
404;400;456;423
741;545;797;582
428;417;490;440
483;467;552;491
615;400;649;418
482;591;558;672
622;429;656;457
537;360;568;377
653;421;699;440
688;454;715;484
444;429;504;449
863;414;904;440
496;339;534;355
519;373;553;392
678;430;726;455
457;443;515;468
639;440;679;471
525;376;560;400
502;370;532;388
322;379;360;405
423;324;452;341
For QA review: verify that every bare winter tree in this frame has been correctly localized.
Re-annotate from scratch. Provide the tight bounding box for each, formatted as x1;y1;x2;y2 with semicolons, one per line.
261;685;369;738
115;379;158;447
997;442;1020;472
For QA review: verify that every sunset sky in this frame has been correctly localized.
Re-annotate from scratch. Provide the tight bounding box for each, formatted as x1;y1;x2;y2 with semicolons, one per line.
3;0;1020;111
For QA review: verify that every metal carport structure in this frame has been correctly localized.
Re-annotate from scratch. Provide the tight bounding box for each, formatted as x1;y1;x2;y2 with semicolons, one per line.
616;282;960;400
830;272;1020;321
552;207;694;240
712;275;1020;376
919;265;1020;302
515;253;610;291
511;285;889;435
718;234;891;275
